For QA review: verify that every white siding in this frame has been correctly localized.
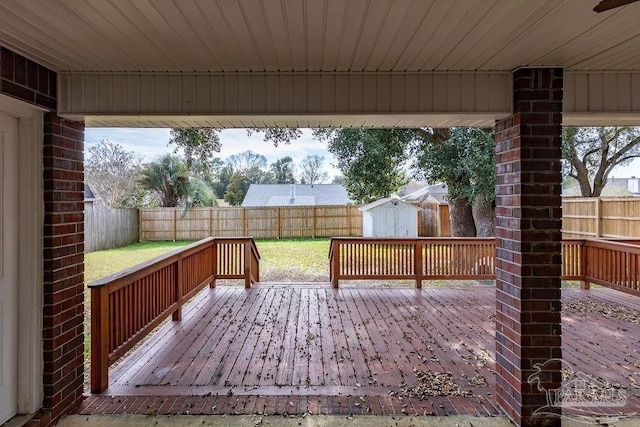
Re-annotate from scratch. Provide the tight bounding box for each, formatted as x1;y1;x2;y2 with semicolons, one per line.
59;71;511;128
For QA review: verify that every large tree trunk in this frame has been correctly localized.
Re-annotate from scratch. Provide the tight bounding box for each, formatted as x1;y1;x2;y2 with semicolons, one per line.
472;194;495;237
449;197;476;237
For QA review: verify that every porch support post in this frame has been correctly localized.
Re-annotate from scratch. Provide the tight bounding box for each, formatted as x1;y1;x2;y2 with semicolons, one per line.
494;68;563;427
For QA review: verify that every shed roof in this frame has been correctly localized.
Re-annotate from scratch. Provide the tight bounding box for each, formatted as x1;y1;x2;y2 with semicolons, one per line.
241;184;352;207
359;197;418;212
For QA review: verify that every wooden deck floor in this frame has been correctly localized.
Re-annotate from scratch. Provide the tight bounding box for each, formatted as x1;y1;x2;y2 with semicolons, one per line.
77;285;640;418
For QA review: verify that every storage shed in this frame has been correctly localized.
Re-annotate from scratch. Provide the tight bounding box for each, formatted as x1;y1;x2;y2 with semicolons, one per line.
359;197;419;237
402;183;451;237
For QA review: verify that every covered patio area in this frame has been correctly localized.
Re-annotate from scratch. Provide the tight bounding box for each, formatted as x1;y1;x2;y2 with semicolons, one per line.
77;284;640;419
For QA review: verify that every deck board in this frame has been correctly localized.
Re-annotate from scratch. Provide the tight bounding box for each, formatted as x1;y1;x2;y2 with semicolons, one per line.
80;285;640;418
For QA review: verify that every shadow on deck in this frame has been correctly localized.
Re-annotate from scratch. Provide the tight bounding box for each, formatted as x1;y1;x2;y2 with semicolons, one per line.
77;284;640;419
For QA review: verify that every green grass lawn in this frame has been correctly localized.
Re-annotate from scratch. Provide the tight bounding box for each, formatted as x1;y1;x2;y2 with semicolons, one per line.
255;238;330;282
85;240;195;283
85;238;333;283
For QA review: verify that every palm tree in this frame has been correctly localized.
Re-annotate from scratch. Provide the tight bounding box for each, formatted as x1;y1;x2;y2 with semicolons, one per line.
140;155;215;207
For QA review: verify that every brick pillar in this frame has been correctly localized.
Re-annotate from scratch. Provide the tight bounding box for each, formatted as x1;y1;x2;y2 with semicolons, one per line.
494;68;563;426
42;114;85;425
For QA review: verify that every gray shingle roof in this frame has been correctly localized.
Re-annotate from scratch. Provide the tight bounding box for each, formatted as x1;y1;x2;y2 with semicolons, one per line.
402;183;448;203
241;184;353;207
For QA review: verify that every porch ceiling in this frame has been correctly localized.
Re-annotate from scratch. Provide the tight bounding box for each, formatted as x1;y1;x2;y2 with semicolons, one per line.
2;0;640;127
2;0;640;74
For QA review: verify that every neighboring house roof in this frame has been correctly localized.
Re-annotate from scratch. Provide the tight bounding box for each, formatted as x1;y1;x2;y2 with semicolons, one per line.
241;184;353;207
84;183;98;201
396;181;430;197
359;196;418;212
562;177;640;197
402;183;449;204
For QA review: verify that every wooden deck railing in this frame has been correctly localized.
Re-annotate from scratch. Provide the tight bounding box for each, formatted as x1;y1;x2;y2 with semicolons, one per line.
329;237;640;296
90;237;259;393
329;237;495;288
583;239;640;295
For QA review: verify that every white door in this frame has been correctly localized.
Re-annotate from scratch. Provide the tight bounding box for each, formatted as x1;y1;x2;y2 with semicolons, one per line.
383;206;397;236
0;112;19;424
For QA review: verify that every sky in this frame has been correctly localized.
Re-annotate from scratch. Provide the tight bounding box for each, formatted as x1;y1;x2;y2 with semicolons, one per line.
84;127;343;179
84;127;640;179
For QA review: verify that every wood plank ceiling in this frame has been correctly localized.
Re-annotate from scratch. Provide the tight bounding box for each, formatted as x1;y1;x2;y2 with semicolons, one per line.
1;0;639;73
1;0;640;127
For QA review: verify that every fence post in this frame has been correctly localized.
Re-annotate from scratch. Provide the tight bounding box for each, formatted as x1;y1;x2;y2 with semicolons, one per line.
414;241;423;288
173;258;183;320
277;207;282;239
244;240;252;288
173;208;178;241
91;286;110;393
595;198;601;238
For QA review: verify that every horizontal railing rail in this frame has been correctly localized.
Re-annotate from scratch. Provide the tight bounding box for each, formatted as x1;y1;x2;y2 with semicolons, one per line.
90;237;259;393
329;237;640;296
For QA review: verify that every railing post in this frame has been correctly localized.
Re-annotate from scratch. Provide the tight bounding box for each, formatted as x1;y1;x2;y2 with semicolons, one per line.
173;258;183;320
580;240;590;290
244;240;252;288
211;239;217;288
91;286;110;393
414;241;423;288
331;241;340;288
254;243;260;283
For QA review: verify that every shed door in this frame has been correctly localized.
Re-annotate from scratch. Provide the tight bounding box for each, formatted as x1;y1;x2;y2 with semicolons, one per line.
0;112;19;424
383;206;409;237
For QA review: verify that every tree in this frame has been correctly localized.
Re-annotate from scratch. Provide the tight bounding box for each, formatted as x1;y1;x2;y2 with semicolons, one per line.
299;154;329;184
169;128;221;166
248;128;303;146
321;129;412;202
227;150;268;173
270;156;296;183
211;164;233;198
411;128;495;236
562;127;640;197
331;175;345;185
85;139;144;208
140;154;216;207
224;173;251;206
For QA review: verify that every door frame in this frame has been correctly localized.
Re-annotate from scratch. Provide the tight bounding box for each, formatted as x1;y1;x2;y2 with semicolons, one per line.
0;94;44;415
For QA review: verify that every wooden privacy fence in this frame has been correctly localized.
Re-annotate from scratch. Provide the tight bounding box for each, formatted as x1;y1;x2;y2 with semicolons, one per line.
85;207;139;252
90;237;260;393
562;197;640;238
139;205;363;240
329;237;640;296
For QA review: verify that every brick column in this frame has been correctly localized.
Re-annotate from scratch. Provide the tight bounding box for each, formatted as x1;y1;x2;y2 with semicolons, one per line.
494;68;563;426
42;114;85;424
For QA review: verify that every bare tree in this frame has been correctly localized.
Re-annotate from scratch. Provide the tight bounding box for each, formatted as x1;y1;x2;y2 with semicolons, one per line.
85;140;144;207
299;154;329;184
